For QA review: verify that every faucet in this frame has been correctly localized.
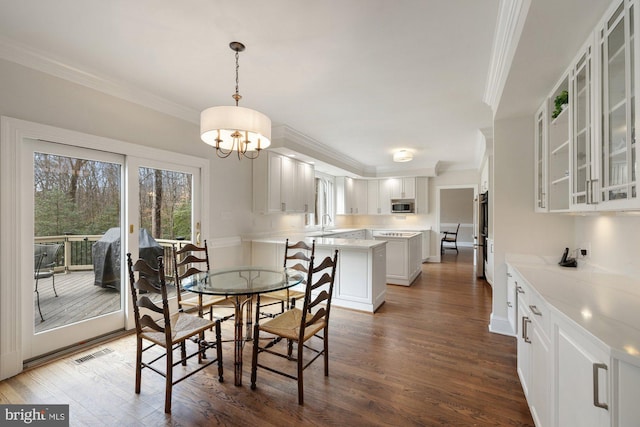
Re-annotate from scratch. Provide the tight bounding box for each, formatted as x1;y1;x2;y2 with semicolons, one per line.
321;214;332;234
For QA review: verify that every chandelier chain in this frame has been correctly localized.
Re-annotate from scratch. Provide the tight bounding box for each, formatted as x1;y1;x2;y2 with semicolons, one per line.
234;49;240;106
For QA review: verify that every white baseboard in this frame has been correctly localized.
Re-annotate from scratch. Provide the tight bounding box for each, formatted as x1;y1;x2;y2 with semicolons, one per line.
489;313;515;337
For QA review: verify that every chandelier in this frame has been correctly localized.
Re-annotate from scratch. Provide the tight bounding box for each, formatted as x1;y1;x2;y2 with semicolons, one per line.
200;42;271;159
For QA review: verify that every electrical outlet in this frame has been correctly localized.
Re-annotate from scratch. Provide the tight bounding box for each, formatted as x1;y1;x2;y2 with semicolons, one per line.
580;242;591;259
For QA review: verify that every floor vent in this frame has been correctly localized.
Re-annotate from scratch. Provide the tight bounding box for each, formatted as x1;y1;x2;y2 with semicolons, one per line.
73;348;114;364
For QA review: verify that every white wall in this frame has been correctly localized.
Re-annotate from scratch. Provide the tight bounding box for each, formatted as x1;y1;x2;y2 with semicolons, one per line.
492;115;574;335
574;215;640;278
0;58;253;247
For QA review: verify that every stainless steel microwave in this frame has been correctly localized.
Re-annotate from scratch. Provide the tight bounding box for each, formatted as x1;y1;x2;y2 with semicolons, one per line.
391;199;415;213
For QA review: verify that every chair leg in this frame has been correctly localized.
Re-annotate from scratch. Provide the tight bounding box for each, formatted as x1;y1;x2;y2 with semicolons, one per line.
324;330;329;377
287;339;294;359
180;342;187;366
52;274;58;297
165;346;173;414
297;341;304;405
135;337;142;394
34;287;44;322
215;320;224;382
250;324;259;390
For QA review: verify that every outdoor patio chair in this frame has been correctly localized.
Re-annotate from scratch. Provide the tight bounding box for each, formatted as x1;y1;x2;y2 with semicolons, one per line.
34;243;62;322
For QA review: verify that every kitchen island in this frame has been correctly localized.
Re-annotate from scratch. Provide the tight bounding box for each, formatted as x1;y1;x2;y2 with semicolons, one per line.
371;231;422;286
250;235;386;313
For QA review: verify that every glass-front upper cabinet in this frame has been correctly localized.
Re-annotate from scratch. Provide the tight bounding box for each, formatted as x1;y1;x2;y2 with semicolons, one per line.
570;39;596;210
534;103;548;212
548;75;571;212
597;0;638;209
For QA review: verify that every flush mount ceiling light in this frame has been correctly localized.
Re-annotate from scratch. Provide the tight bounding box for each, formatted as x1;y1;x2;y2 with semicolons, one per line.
393;150;413;162
200;42;271;160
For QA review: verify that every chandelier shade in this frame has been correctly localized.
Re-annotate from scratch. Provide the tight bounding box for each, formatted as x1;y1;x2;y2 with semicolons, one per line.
200;105;271;152
200;41;271;159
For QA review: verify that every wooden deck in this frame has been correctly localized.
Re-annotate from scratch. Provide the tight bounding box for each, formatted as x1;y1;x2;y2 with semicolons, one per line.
34;271;175;334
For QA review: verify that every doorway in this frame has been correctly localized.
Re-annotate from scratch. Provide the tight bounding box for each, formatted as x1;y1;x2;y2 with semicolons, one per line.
436;185;478;265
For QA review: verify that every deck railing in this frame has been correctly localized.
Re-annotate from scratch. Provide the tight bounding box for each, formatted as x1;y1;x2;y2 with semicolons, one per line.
34;234;191;279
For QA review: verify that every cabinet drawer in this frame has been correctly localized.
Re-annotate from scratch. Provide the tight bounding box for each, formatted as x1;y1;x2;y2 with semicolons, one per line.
516;280;550;338
527;289;550;336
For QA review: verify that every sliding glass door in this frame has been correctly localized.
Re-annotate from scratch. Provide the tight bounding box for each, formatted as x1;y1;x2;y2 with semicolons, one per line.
24;139;125;359
22;143;203;360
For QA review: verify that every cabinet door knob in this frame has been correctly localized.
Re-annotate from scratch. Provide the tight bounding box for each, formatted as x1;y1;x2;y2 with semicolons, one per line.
517;286;524;294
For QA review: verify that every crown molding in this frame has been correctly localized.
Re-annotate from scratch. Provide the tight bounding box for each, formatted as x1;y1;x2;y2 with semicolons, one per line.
483;0;531;113
0;35;199;123
270;125;370;176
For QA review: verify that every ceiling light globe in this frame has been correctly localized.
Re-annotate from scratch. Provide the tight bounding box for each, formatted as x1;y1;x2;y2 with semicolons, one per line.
393;150;413;162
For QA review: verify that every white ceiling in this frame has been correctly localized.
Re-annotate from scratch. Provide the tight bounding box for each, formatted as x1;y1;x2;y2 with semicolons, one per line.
0;0;499;175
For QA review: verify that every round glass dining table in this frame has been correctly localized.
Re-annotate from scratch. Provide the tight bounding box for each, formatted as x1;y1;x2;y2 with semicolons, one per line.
182;266;304;386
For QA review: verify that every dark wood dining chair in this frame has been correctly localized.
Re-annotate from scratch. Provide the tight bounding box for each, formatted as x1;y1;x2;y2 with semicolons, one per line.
441;223;460;254
258;239;315;318
172;241;234;323
34;243;62;322
126;253;223;414
250;249;338;404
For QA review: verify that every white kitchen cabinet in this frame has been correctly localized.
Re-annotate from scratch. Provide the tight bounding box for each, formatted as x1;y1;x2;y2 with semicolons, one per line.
595;0;639;210
415;177;429;214
420;229;430;262
516;278;551;427
367;179;393;215
253;151;315;214
548;75;571;212
506;269;517;335
614;359;640;426
535;103;549;212
336;177;367;215
388;177;416;199
555;315;610;427
296;160;315;213
372;232;421;286
570;37;596;210
534;0;640;213
280;155;295;212
507;258;640;427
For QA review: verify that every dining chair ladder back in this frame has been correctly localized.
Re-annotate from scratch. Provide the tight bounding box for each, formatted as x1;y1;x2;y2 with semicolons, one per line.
172;241;234;323
127;253;223;414
258;239;315;318
251;249;338;405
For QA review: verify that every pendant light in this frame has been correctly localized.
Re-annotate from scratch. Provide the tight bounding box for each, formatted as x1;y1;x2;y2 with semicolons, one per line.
200;42;271;159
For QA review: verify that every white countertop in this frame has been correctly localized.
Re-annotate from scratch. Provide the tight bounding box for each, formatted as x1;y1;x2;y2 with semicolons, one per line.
506;254;640;366
250;234;386;249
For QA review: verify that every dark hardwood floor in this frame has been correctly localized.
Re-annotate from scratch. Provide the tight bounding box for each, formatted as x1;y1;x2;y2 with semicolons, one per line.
1;248;534;426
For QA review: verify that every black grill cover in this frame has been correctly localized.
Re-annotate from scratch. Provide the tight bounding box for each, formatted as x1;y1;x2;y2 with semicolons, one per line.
92;228;163;291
